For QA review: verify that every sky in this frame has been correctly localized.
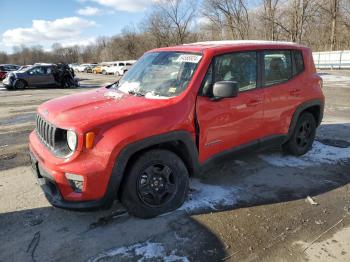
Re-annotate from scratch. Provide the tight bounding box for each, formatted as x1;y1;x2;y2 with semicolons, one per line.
0;0;158;53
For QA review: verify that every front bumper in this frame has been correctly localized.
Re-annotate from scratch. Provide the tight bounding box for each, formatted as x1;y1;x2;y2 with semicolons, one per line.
2;77;12;86
29;149;112;210
29;130;119;210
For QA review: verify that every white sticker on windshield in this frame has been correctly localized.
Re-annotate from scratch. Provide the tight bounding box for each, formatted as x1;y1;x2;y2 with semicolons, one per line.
176;54;202;64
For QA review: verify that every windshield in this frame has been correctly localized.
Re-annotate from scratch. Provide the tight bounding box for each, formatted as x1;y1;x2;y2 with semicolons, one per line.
112;51;202;98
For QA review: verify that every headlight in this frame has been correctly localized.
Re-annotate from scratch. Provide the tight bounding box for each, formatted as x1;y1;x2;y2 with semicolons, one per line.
67;130;77;151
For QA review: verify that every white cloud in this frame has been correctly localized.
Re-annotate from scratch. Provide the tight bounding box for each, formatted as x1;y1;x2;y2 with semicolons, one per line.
91;0;155;12
77;6;101;16
2;17;96;46
60;37;97;47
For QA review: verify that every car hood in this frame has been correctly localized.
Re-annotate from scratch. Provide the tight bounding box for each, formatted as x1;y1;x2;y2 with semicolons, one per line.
37;87;174;130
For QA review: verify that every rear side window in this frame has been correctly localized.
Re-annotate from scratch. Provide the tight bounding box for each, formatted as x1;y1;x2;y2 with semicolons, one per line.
293;50;304;75
263;50;292;86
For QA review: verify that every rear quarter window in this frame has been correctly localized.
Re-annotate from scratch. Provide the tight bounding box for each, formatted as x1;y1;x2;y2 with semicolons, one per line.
293;50;305;75
263;50;292;86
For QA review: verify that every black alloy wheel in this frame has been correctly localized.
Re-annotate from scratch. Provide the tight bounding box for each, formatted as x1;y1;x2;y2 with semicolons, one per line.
282;112;316;156
296;119;312;148
137;163;177;207
121;149;189;218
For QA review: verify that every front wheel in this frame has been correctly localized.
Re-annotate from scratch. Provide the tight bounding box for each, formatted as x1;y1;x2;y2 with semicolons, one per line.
282;112;316;156
121;149;189;218
14;79;26;89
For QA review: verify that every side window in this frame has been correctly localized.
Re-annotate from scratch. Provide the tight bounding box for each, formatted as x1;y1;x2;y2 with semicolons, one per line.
293;50;304;75
29;67;40;75
214;52;257;92
263;50;292;86
119;63;125;67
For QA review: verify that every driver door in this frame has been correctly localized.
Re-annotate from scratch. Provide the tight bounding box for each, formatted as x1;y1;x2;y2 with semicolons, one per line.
196;51;264;162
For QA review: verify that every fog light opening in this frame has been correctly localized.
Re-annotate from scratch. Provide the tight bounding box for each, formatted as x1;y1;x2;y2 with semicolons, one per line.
65;173;84;193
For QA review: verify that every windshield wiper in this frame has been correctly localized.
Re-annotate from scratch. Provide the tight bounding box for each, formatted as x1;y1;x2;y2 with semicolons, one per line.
128;90;145;96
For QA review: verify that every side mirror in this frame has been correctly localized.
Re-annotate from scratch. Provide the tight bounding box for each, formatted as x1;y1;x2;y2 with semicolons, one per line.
212;81;239;100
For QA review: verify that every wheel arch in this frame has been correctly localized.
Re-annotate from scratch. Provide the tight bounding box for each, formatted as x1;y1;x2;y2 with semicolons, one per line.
105;131;200;202
288;99;324;139
14;78;28;88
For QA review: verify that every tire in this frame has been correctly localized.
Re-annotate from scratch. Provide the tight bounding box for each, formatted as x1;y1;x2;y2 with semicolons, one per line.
114;71;120;77
14;79;26;89
102;70;107;75
121;149;189;218
282;112;316;156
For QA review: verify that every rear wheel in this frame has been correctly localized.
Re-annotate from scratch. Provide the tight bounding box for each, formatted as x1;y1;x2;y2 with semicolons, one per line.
121;149;189;218
282;112;316;156
14;79;26;89
102;70;107;75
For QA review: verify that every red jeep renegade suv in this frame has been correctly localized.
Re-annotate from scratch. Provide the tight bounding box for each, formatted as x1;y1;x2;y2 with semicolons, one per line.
29;41;324;218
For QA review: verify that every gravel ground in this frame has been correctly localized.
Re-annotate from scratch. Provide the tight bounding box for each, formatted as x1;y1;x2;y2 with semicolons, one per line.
0;71;349;262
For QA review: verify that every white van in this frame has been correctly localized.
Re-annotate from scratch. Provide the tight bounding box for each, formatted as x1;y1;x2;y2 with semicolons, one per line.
104;60;136;76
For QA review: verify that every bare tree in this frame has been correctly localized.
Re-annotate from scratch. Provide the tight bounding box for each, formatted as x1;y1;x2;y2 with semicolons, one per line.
202;0;250;39
262;0;280;40
330;0;340;50
144;0;197;46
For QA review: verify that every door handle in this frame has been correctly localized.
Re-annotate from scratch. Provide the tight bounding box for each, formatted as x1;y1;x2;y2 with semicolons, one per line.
290;89;302;96
247;99;262;107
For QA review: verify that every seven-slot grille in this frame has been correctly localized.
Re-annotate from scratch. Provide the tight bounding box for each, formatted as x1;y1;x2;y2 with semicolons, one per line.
36;114;56;150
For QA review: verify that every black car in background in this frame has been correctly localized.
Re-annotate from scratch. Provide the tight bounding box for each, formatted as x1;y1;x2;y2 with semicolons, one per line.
2;64;78;90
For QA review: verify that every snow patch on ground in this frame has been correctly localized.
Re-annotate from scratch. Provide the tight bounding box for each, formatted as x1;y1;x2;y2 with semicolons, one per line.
259;141;350;169
180;179;239;212
89;241;189;262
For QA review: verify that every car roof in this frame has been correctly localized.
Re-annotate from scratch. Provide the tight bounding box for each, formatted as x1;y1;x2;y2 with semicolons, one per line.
151;40;307;53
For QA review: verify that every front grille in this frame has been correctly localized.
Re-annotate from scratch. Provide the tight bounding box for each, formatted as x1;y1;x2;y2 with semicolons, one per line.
36;114;57;150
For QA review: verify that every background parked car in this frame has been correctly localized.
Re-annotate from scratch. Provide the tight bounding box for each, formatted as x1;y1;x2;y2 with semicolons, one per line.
69;64;80;71
0;64;20;80
75;64;97;73
120;64;134;75
92;64;109;74
105;60;136;76
2;64;78;89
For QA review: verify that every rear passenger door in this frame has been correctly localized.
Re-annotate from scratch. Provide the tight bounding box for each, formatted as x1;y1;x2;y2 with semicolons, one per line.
196;51;264;162
261;50;303;137
42;66;56;85
26;67;46;86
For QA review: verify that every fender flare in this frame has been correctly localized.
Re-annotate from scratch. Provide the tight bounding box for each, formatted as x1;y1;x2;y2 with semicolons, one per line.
287;99;324;139
103;131;199;203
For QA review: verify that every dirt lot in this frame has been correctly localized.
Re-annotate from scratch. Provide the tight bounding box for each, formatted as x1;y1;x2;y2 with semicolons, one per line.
0;71;349;262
